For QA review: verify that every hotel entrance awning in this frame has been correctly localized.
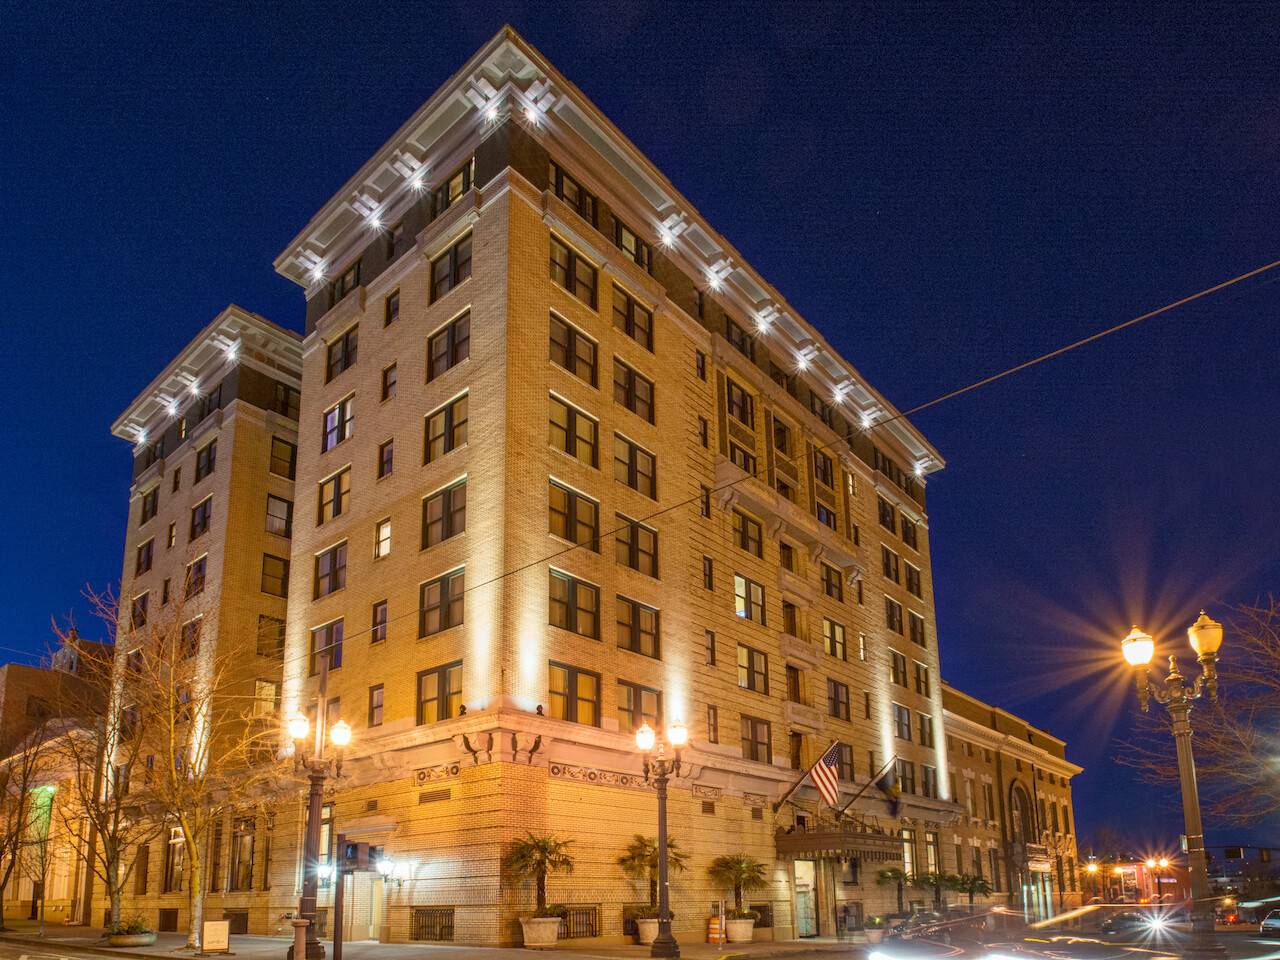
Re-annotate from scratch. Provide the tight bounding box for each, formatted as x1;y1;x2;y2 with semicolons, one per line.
775;824;904;862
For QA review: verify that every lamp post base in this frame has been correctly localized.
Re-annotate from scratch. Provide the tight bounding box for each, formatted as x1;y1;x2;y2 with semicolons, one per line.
650;932;680;959
286;919;326;960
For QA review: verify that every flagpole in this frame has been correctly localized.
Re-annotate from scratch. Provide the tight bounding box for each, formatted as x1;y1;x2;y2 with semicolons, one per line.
771;740;840;812
834;755;898;820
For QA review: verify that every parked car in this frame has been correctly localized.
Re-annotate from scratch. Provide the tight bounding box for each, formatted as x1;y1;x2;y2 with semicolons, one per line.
1101;912;1155;936
1260;910;1280;935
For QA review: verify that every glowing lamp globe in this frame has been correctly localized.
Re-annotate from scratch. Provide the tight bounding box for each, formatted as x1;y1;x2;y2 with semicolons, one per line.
1187;611;1223;657
330;720;352;747
1159;858;1168;868
1147;859;1156;868
668;719;688;746
288;713;310;741
1121;626;1155;666
377;858;394;877
635;722;655;752
1086;863;1098;873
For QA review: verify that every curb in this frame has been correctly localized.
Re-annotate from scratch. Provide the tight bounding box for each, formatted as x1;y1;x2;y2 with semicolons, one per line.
0;932;163;960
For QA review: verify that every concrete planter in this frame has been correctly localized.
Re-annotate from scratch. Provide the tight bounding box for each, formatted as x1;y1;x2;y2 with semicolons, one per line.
865;928;885;944
635;918;659;944
520;916;561;949
107;933;158;947
726;918;755;943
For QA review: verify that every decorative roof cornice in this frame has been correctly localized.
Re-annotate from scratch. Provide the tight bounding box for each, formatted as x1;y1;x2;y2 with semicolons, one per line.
111;305;301;448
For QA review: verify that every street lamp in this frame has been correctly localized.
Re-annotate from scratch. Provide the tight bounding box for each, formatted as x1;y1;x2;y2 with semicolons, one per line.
286;653;350;960
635;719;687;959
1086;861;1099;901
1120;611;1226;960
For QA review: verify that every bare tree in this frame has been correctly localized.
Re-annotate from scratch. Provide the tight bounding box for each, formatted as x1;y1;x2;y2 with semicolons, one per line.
1119;599;1280;826
0;721;52;931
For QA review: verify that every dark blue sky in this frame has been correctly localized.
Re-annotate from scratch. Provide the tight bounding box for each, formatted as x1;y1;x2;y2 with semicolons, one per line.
3;1;1277;850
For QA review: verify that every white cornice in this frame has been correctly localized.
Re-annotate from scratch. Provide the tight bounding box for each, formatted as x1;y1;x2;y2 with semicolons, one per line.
111;305;302;448
272;25;943;475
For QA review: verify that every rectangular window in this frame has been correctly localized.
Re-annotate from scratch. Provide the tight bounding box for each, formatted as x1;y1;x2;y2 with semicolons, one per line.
918;713;935;748
615;220;652;272
737;644;768;694
821;563;843;601
906;564;922;597
810;393;833;427
814;450;834;487
548;661;600;726
613;359;654;422
895;758;916;795
893;703;912;740
726;379;754;427
734;574;765;624
890;650;908;686
430;234;472;302
189;497;212;540
309;620;343;675
614;435;656;499
616;597;659;658
864;690;872;719
131;593;148;628
782;601;797;636
733;509;762;557
419;569;465;637
776;477;793;501
418;661;462;724
257;615;284;658
740;715;771;762
385;219;408;261
550;236;597;308
617;680;661;733
706;704;718;743
313;543;346;598
882;546;900;583
317;468;351;525
614;516;658;576
330;260;360;305
549;571;599;638
421;480;467;547
326;326;358;382
550;314;597;385
378;439;394;478
374;518;391;558
322;396;354;452
266;495;293;538
371;600;387;644
901;517;918;549
780;542;795;572
548;161;597;225
424;393;469;463
173;467;181;492
253;680;277;718
548;396;598;466
836;743;855;781
702;555;713;590
161;578;170;604
180;617;200;657
195;441;216;482
823;618;846;660
427;311;471;381
704;629;716;665
914;661;931;696
368;685;384;727
270;437;297;479
909;611;927;646
695;350;706;380
878;496;896;533
885;596;904;633
384;289;400;326
728;442;756;475
726;318;752;359
122;476;144;523
135;539;154;576
612;286;653;350
817;503;837;530
828;679;850;720
922;766;939;799
548;481;599;550
698;416;709;447
432;156;473;215
381;363;397;401
700;485;711;518
260;554;288;597
273;383;301;420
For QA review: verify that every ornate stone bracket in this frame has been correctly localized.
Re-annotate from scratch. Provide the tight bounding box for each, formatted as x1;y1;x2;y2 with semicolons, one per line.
511;731;543;764
454;731;493;766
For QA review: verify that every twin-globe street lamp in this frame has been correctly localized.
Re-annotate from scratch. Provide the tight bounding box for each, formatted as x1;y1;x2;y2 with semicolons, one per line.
1120;611;1227;960
286;700;351;960
1145;857;1170;902
635;719;687;959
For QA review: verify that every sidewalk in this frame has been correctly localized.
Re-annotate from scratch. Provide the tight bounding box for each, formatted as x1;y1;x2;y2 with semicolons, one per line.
0;921;865;960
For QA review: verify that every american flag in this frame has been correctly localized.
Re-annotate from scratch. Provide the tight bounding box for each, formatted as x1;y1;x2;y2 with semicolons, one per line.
809;742;842;807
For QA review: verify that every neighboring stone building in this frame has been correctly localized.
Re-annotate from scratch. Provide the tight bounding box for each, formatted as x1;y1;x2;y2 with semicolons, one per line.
95;27;1082;947
942;684;1082;918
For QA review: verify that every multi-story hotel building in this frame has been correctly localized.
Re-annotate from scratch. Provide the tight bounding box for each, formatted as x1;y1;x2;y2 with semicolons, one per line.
92;27;1079;945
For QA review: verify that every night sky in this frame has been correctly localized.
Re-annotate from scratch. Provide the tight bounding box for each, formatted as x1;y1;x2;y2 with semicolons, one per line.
4;2;1277;851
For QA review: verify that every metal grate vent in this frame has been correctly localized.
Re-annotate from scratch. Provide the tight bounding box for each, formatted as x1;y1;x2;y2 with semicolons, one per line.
419;788;450;804
702;801;716;814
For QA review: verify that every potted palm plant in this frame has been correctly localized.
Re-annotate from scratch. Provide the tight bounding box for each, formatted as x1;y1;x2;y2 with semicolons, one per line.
877;867;910;916
864;916;887;944
505;833;575;949
708;854;768;943
951;873;993;908
619;835;687;944
105;917;157;947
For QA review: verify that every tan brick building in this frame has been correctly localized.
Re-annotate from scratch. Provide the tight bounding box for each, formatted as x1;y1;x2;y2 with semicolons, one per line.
96;27;1079;947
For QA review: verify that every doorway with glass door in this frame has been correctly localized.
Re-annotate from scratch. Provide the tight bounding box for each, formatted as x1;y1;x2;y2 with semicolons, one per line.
795;860;817;937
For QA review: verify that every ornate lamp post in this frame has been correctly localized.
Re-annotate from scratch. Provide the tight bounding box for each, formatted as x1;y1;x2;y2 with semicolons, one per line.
286;654;350;960
635;719;687;959
1086;861;1099;901
1121;611;1227;960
